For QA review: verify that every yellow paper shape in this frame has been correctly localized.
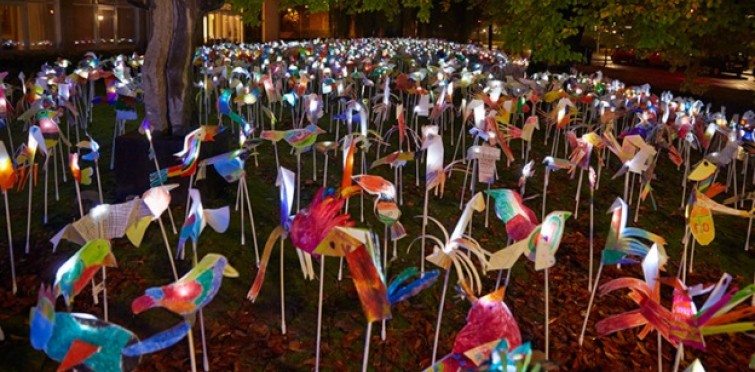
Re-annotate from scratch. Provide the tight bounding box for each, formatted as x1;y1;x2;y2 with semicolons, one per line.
314;227;371;257
689;206;715;246
125;216;152;247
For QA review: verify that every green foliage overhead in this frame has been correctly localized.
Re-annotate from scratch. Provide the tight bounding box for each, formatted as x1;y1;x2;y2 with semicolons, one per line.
226;0;434;26
226;0;754;78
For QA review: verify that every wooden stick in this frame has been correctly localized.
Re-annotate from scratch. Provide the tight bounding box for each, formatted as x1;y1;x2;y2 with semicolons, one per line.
361;322;373;372
382;225;388;341
149;138;178;234
238;181;245;245
545;267;550;359
280;237;287;334
4;191;16;294
579;263;603;346
74;180;84;217
672;345;683;372
21;159;37;254
420;190;430;274
431;267;451;364
94;160;103;204
187;324;198;372
242;177;260;266
542;168;550;221
589;190;594;291
657;333;663;372
688;239;697;274
484;182;491;228
315;257;325;372
746;199;754;251
191;240;210;371
157;215;178;280
296;151;301;213
102;267;108;321
574;168;584;218
44;156;48;224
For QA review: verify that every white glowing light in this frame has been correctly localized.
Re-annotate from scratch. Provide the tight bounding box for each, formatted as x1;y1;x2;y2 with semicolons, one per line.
91;204;109;221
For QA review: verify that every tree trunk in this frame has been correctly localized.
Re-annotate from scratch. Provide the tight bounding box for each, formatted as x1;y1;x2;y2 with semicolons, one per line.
143;0;171;133
143;0;200;135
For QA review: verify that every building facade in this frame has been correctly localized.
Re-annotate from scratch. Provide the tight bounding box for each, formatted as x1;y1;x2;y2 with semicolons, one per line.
0;0;149;53
0;1;332;56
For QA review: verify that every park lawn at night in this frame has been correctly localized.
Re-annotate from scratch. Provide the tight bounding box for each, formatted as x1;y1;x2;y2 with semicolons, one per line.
0;82;753;371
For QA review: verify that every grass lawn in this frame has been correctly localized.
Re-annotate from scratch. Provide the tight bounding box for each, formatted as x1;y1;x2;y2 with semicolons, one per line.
0;84;753;371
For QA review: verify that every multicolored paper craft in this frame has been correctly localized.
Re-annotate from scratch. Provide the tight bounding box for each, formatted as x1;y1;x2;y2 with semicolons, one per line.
53;239;117;306
150;126;220;187
132;253;238;316
485;189;539;242
177;188;230;257
427;287;522;371
596;272;755;351
31;285;191;372
353;175;406;241
50;195;166;251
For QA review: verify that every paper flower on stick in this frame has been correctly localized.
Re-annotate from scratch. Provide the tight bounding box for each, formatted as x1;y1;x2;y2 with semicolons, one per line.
315;227;431;322
422;125;447;195
543;156;573;172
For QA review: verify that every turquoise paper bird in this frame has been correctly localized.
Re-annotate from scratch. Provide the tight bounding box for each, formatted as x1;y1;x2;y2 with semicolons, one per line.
54;239;117;306
131;254;238;315
30;285;190;372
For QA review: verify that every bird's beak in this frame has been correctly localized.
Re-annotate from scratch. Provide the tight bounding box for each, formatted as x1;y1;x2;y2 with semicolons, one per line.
316;127;326;134
223;263;239;278
103;252;118;268
131;295;155;315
